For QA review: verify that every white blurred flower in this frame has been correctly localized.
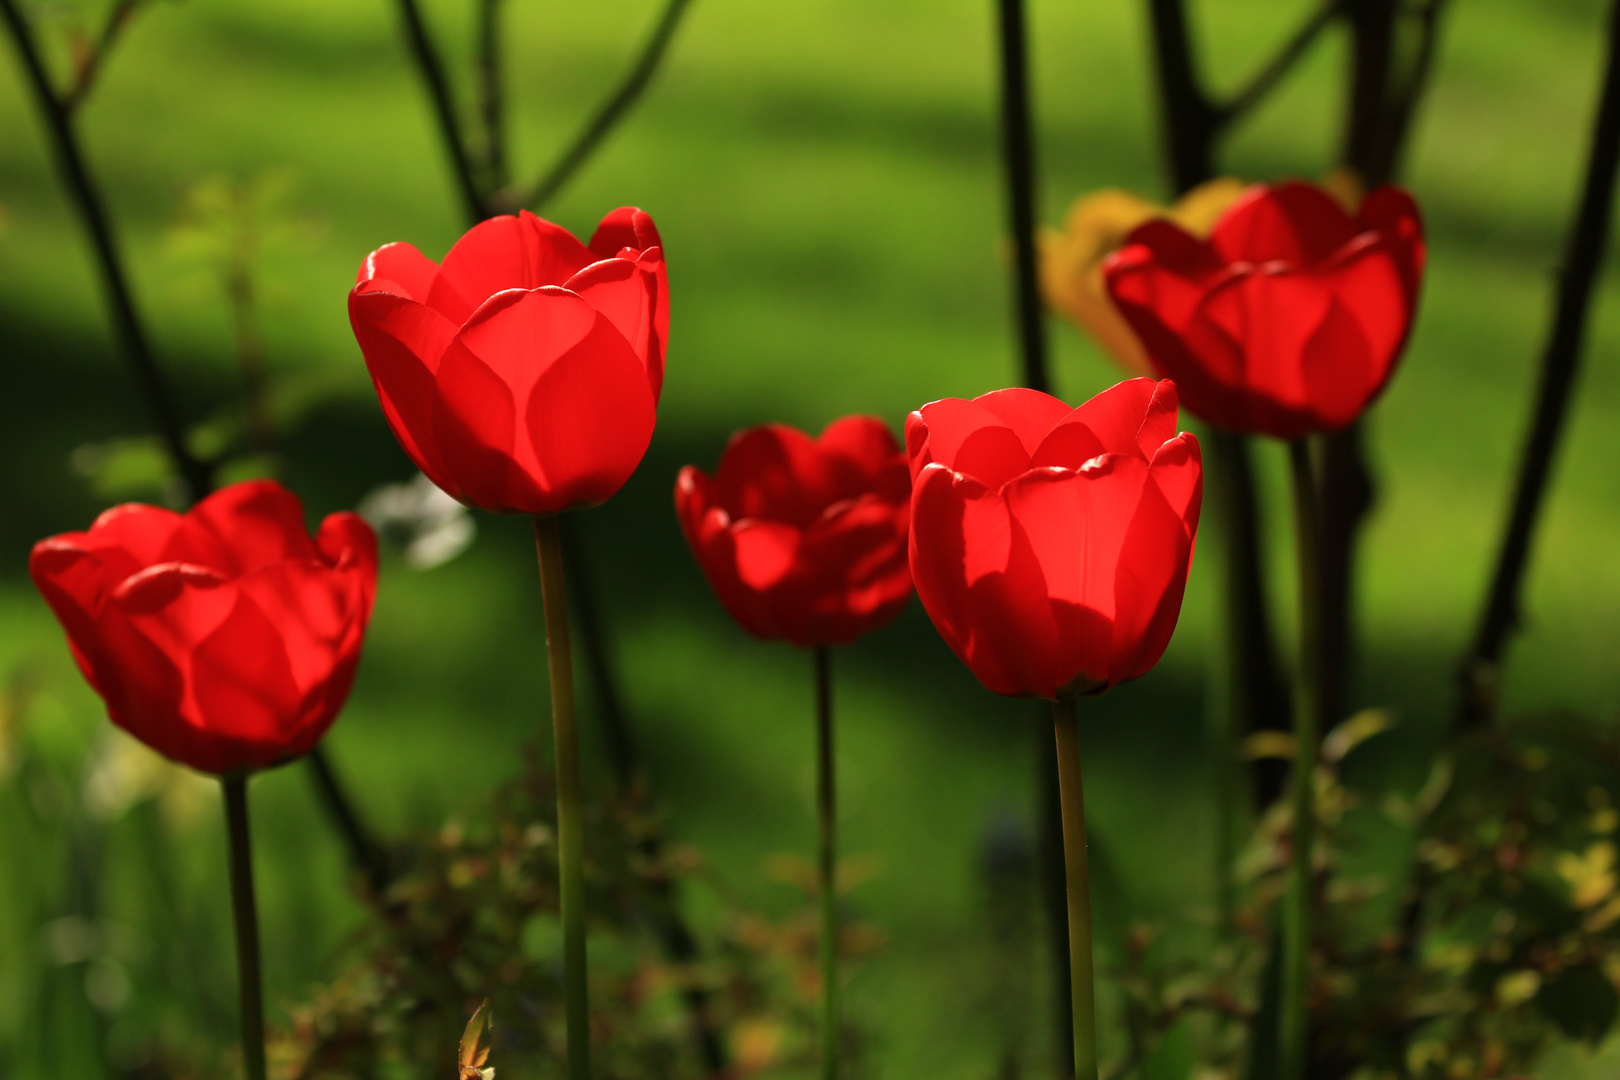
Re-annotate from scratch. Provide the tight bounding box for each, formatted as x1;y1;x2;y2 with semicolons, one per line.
81;728;213;827
358;472;476;570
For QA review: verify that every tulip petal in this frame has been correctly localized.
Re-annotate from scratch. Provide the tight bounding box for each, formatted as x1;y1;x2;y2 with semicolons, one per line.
912;398;1031;486
732;520;803;592
357;241;439;300
425;213;594;324
589;206;662;259
348;288;463;496
30;540;116;690
818;415;909;503
976;387;1075;455
166;480;318;577
1110;434;1202;684
565;252;665;397
910;464;1058;698
1003;456;1150;690
714;424;835;528
1212;182;1358;268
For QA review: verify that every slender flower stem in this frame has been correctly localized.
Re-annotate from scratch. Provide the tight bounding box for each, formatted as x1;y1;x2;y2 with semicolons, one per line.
813;646;838;1080
535;516;592;1080
393;0;488;223
1051;696;1098;1080
222;774;267;1080
1280;439;1324;1080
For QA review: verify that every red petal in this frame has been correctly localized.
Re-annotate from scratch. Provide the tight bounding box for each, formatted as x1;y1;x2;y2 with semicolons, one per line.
975;387;1074;456
909;464;1059;698
356;241;439;300
1109;434;1202;684
424;213;594;324
566;253;665;398
817;415;908;503
1211;182;1358;269
1359;185;1426;302
589;206;662;259
713;424;837;528
163;481;316;579
732;520;803;591
348;288;463;496
911;398;1031;489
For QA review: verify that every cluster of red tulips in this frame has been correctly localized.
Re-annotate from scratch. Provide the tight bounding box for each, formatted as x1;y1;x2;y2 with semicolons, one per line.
28;177;1423;1079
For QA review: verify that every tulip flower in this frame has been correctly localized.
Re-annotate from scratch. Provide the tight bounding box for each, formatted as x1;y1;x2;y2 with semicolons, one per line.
906;378;1203;701
29;479;378;775
1040;178;1246;376
676;415;912;1080
1103;181;1424;440
675;416;912;648
907;377;1200;1078
347;206;667;515
29;478;377;1080
350;206;669;1080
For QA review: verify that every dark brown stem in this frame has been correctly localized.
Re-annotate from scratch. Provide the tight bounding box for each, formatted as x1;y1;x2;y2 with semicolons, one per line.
995;0;1050;394
1146;0;1220;194
0;0;212;499
61;0;144;113
476;0;507;193
393;0;489;223
1459;0;1620;726
1215;1;1342;131
510;0;695;213
305;744;391;895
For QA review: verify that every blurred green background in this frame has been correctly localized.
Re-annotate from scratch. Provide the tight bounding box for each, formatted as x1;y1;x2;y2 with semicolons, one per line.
3;0;1620;1074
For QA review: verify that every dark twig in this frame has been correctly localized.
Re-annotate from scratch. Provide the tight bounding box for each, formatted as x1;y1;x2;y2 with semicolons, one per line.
476;0;507;193
1146;0;1220;194
1459;0;1620;727
3;0;388;893
61;0;143;113
393;0;489;223
995;0;1049;394
510;0;695;213
1372;0;1450;197
1215;0;1342;130
0;0;212;499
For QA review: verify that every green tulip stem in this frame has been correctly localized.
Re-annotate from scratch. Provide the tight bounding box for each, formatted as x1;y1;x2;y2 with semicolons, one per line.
814;645;839;1080
535;515;592;1080
221;774;266;1080
1280;438;1324;1080
1052;694;1098;1080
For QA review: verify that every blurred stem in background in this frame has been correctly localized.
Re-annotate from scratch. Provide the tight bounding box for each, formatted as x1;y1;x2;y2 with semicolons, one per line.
534;517;593;1080
0;0;388;899
1279;441;1325;1080
222;774;267;1080
1458;0;1620;728
1050;697;1097;1080
990;3;1077;1074
815;647;838;1080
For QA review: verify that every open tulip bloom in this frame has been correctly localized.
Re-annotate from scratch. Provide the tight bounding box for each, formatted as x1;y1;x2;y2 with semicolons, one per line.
29;479;378;1080
1103;181;1424;441
349;207;669;1080
676;415;913;1080
905;377;1202;1076
348;206;666;516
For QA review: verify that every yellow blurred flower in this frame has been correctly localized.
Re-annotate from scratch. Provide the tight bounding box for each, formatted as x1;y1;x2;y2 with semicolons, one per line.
1039;177;1246;376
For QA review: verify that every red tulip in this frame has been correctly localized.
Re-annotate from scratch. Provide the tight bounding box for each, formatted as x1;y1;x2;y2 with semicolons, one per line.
1103;182;1424;440
348;207;667;515
676;417;913;648
29;481;378;774
906;379;1202;700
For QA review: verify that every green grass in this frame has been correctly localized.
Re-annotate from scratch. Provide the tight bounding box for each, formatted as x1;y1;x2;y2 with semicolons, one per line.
3;0;1620;1074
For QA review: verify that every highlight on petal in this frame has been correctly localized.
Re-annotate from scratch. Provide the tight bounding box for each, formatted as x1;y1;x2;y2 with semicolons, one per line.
357;241;439;300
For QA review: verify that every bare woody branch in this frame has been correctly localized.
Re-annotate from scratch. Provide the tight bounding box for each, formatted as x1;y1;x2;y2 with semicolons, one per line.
62;0;144;112
1215;0;1343;130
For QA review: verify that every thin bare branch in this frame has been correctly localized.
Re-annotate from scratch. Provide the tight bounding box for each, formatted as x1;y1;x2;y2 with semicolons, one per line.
509;0;695;212
61;0;144;112
475;0;506;192
393;0;488;221
0;0;212;497
1215;0;1343;129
